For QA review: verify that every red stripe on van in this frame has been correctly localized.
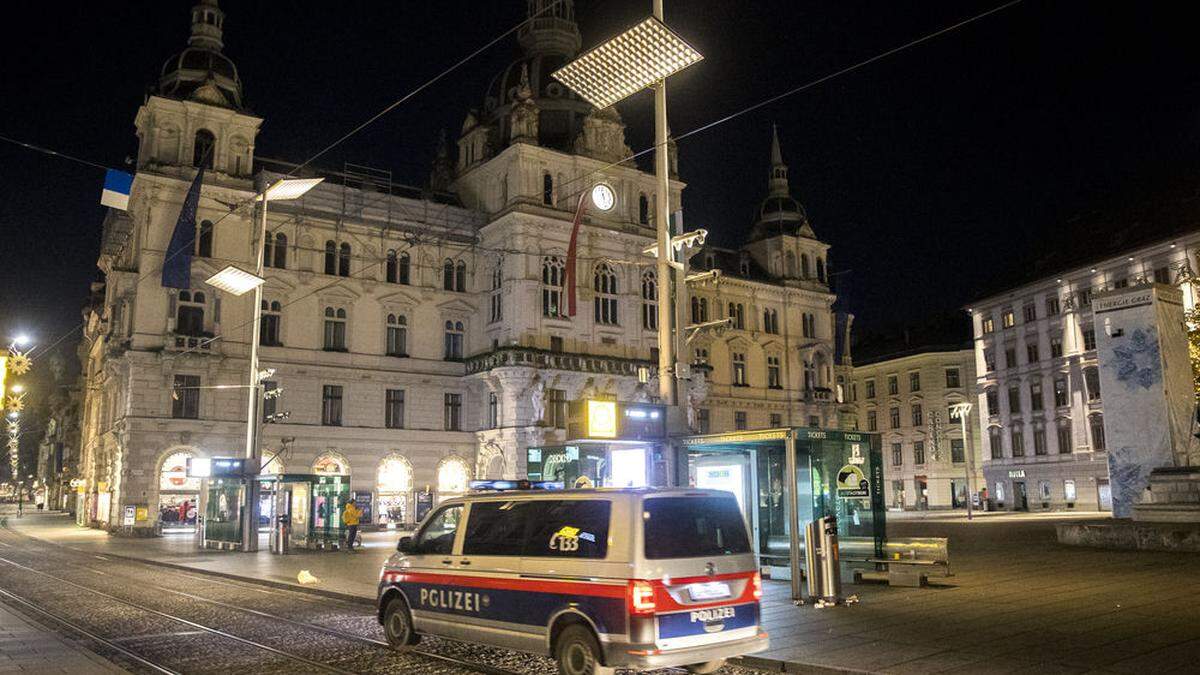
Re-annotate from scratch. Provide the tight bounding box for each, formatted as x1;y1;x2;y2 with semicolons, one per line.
394;571;627;598
648;572;759;613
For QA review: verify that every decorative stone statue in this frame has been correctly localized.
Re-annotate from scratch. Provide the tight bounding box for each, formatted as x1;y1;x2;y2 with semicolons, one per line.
529;378;546;425
509;64;540;145
686;373;710;431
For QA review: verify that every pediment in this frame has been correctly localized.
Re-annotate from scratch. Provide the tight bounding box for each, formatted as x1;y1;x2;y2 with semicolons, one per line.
378;289;424;307
437;298;477;314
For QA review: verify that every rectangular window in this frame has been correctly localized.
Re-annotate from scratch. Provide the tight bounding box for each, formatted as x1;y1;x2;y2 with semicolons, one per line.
262;380;278;420
643;496;750;559
851;382;857;401
1030;381;1044;411
989;428;1003;459
1050;336;1063;358
866;410;877;432
887;375;899;396
1090;415;1106;450
385;389;405;429
945;368;960;388
444;393;462;431
697;408;710;434
527;500;612;559
1004;346;1017;370
1080;289;1092;307
1057;421;1073;454
913;441;926;465
909;372;921;392
950;438;965;463
172;374;200;419
767;356;781;388
865;380;876;399
488;392;499;429
1034;427;1047;455
546;388;567;428
1022;303;1036;323
322;385;343;426
1040;480;1052;500
735;411;747;431
1011;428;1025;457
889;407;901;429
770;413;782;427
982;316;995;333
324;311;346;351
986;389;998;416
1054;377;1068;407
1064;479;1077;502
1113;277;1128;289
1026;342;1039;364
1082;328;1097;351
260;310;281;346
1084;367;1101;401
911;404;923;427
983;348;995;372
1046;297;1060;316
892;443;903;466
1001;309;1015;329
550;336;564;353
462;500;530;556
732;353;747;386
1154;266;1170;284
1008;385;1021;414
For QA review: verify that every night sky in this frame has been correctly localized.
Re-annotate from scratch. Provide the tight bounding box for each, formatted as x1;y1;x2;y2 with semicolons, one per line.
3;0;1200;365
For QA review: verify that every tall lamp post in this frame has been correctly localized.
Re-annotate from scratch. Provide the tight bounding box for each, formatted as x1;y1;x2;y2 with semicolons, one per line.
552;3;703;407
207;176;323;551
949;401;975;520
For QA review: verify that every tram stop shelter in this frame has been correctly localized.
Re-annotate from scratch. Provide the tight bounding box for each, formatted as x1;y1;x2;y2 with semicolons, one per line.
676;428;888;599
194;469;351;552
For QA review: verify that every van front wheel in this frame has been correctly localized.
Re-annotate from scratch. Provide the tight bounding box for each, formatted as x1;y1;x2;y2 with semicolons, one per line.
383;597;420;649
686;659;726;674
555;624;603;675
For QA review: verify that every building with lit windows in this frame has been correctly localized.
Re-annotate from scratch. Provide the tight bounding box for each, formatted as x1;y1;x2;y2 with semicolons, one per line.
77;0;847;533
848;349;983;510
969;231;1200;512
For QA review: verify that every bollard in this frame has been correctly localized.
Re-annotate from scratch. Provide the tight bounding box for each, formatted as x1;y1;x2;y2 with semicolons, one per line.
819;516;842;604
803;519;822;602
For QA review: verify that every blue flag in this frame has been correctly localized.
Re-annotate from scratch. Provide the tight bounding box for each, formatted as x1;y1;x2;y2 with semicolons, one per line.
161;166;205;289
100;169;133;210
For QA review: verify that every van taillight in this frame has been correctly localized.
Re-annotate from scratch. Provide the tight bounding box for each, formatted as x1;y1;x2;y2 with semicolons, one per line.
751;572;762;601
628;581;656;615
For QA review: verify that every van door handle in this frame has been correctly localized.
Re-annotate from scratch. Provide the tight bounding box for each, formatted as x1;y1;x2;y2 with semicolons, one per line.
460;560;471;566
441;559;453;565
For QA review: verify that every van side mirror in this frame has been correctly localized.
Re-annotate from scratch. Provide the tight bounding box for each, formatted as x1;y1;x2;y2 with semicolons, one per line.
397;536;415;553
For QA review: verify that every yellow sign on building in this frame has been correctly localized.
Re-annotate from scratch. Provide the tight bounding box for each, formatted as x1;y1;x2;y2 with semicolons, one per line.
586;400;618;438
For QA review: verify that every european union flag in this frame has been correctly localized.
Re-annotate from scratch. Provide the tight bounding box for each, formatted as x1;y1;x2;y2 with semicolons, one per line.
161;166;205;289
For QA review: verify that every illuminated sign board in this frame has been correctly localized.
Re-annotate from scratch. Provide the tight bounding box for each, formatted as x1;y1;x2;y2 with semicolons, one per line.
187;457;250;479
586;400;618;438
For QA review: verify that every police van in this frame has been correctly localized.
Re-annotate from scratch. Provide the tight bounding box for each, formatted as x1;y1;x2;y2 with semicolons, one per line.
377;483;768;674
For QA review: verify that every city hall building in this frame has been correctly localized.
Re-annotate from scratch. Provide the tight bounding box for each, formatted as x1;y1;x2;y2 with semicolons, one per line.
77;0;849;532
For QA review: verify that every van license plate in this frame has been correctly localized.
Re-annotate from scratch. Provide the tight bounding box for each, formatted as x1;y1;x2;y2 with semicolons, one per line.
689;581;731;601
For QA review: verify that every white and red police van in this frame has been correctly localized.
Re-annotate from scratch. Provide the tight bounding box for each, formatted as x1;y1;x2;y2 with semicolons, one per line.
377;483;767;674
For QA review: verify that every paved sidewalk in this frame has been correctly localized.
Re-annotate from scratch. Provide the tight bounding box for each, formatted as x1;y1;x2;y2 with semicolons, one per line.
8;510;1200;673
0;597;126;673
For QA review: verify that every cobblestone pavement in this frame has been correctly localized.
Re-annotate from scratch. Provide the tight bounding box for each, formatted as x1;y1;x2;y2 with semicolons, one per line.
0;598;126;673
0;511;771;675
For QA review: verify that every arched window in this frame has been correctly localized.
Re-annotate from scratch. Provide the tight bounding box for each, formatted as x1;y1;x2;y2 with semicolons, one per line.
376;455;413;525
641;271;657;330
338;242;351;277
728;302;744;330
638;193;649;225
176;290;205;336
542;256;565;317
542;173;554;206
398;251;411;285
260;299;282;346
193;129;215;169
323;307;347;350
443;259;455;290
386;313;407;356
455;261;467;292
594;263;618;325
313;453;349;475
437;457;470;499
324;241;337;275
785;251;796;278
444;320;465;360
386;250;399;283
764;308;779;334
691;296;701;324
1089;413;1105;450
158;449;201;530
196;220;214;258
270;233;287;269
489;265;503;323
816;257;826;283
804;360;816;390
801;254;811;279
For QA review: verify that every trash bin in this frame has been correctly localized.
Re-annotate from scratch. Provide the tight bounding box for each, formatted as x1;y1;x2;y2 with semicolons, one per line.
272;515;290;554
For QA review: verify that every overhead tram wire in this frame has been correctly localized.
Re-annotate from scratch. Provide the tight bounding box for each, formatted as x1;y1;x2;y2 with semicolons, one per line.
19;1;567;363
553;0;1025;200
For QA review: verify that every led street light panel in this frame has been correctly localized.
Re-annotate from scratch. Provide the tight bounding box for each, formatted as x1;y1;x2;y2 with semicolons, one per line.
257;177;325;202
206;265;265;296
551;17;703;110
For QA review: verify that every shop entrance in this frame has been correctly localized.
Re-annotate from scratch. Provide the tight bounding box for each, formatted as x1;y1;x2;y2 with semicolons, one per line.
158;451;200;533
1013;481;1029;511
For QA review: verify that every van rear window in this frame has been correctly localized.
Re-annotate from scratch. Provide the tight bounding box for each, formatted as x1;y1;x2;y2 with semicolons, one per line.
461;499;610;559
642;496;750;559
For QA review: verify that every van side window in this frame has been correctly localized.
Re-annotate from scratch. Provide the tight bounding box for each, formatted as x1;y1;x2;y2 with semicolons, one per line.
415;504;463;555
524;500;611;559
462;501;529;556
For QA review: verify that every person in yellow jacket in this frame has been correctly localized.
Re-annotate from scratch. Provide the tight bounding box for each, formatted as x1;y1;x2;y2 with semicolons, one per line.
342;499;363;552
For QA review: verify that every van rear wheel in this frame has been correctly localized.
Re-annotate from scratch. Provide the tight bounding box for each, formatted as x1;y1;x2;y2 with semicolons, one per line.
555;624;603;675
686;659;726;674
383;597;419;649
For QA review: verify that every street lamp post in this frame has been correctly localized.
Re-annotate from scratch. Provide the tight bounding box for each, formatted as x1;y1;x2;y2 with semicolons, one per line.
551;3;703;408
950;402;975;520
207;176;322;551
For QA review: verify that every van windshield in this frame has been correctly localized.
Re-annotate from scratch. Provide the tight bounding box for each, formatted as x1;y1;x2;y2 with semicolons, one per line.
642;496;751;559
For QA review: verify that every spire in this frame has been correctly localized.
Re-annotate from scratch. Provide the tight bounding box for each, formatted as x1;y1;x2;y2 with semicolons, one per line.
768;124;789;197
518;0;582;56
188;0;225;52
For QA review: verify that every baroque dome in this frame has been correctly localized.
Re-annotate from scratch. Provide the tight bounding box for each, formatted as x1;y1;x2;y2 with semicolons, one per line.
157;0;244;110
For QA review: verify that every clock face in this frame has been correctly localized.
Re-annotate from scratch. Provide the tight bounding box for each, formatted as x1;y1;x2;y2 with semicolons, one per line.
591;183;616;211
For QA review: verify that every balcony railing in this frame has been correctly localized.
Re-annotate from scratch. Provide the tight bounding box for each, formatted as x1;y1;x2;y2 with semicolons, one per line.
466;346;656;379
168;332;214;352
